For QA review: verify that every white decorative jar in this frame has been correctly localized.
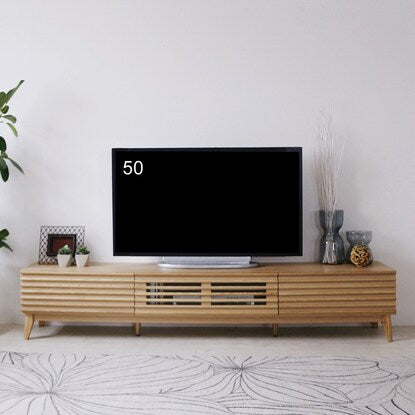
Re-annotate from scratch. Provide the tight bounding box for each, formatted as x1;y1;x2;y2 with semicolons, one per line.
75;254;89;267
57;254;72;267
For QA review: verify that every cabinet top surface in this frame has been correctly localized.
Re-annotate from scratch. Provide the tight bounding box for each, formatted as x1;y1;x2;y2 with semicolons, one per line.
20;261;396;276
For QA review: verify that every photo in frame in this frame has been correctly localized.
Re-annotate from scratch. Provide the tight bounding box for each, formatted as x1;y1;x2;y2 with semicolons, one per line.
46;234;77;257
38;226;85;264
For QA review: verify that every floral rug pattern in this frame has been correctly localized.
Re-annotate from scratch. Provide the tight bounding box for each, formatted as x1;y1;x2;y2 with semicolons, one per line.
0;352;414;414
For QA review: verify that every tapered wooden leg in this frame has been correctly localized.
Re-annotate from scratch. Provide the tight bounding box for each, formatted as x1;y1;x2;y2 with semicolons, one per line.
24;315;34;340
135;323;141;336
38;321;46;327
370;322;378;328
272;324;278;337
382;315;393;342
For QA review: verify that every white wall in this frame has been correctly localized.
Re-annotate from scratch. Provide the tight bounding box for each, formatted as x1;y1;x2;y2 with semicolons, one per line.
1;0;414;325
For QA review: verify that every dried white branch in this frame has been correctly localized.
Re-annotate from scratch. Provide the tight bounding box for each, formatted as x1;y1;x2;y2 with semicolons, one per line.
314;112;345;264
314;112;345;215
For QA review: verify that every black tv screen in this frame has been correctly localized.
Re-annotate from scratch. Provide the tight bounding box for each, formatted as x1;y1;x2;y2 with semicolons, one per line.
112;147;302;256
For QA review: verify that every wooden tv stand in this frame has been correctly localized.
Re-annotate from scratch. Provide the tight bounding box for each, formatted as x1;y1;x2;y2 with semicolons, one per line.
20;261;396;341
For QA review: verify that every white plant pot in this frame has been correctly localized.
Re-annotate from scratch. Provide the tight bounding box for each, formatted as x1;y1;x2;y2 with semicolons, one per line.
57;254;72;267
75;254;89;267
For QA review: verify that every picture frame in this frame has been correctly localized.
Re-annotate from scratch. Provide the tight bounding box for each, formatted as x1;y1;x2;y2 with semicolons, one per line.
38;226;85;264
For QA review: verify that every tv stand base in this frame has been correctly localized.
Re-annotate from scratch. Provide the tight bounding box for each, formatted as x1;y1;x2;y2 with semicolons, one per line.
158;256;258;269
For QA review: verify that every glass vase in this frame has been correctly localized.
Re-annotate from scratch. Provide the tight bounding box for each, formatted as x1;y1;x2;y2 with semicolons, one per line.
346;231;373;267
319;210;345;264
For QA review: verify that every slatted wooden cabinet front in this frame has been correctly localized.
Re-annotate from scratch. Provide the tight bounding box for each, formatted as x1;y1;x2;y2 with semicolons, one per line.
21;273;135;315
135;275;278;322
20;272;278;322
278;273;396;316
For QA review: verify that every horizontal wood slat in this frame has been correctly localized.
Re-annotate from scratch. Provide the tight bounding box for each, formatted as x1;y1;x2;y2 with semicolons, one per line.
21;261;395;276
135;285;273;291
135;307;279;315
135;290;277;296
136;304;277;309
279;295;396;302
21;294;133;301
21;307;133;314
280;301;396;309
21;288;134;295
21;276;134;283
21;300;134;308
21;282;134;289
279;275;396;283
279;288;395;296
279;282;395;290
279;308;396;315
135;277;277;283
136;298;277;304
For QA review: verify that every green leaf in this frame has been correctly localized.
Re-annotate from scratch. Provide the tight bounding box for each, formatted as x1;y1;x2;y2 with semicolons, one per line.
0;228;9;240
0;80;24;108
2;114;16;123
0;137;6;151
0;156;7;170
1;106;9;114
1;164;9;181
0;240;13;251
7;123;18;137
6;156;24;174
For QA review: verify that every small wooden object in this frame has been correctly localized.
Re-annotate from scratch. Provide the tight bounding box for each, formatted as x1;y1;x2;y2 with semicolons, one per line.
350;245;372;267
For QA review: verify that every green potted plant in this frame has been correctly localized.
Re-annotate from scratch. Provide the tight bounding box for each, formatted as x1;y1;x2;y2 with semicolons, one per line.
57;244;73;267
75;245;90;267
0;80;25;251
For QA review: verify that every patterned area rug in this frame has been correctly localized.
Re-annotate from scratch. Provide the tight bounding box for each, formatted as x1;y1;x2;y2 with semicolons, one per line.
0;353;414;414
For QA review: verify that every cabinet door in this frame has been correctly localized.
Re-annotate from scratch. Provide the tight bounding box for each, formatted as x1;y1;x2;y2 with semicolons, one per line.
21;273;135;315
279;274;396;315
135;275;278;320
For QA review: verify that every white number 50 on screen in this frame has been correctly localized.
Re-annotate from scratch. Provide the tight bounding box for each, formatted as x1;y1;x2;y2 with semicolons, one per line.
123;161;143;175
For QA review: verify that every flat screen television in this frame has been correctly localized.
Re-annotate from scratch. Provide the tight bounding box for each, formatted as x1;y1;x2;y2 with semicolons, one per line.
112;147;302;267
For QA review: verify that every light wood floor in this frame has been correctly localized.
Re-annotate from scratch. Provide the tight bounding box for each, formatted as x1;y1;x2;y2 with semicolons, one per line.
0;324;414;355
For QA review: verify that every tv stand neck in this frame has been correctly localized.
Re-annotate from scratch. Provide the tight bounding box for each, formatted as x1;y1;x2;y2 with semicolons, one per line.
158;256;258;269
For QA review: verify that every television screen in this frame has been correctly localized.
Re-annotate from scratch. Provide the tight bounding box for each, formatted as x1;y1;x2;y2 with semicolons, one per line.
112;147;302;256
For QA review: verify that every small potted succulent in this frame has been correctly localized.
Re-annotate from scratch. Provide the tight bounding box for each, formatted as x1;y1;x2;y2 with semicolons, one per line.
75;246;90;267
57;244;73;267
